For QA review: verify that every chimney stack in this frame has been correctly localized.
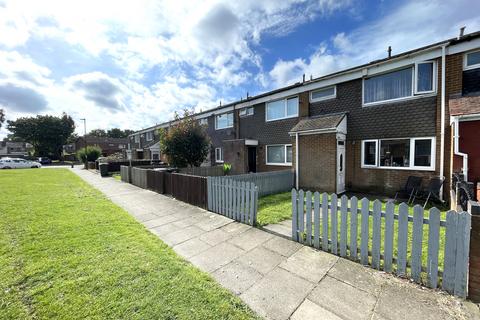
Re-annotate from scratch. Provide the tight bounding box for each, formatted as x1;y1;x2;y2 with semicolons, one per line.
302;74;305;83
387;46;392;58
459;26;466;39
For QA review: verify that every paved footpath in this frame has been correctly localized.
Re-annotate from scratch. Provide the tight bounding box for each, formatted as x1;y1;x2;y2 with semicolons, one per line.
72;168;480;320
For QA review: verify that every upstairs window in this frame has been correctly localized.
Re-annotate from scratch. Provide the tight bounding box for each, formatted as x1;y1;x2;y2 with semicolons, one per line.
134;135;140;143
310;86;336;102
239;107;254;117
266;97;298;121
146;131;153;141
465;50;480;70
199;118;208;126
215;112;233;130
363;62;436;105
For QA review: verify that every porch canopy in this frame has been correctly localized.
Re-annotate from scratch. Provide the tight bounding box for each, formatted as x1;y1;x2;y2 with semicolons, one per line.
289;112;347;136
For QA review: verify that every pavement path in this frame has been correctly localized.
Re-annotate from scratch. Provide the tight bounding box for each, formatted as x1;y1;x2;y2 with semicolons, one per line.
71;168;479;320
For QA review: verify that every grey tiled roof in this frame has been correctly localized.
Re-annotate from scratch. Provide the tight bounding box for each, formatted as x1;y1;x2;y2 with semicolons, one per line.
290;113;346;133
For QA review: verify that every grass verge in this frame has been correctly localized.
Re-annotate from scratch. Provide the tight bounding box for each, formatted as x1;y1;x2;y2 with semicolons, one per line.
0;169;257;320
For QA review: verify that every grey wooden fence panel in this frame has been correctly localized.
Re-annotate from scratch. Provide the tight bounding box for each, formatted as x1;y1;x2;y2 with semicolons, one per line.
298;190;304;243
314;192;320;249
372;200;382;269
131;168;147;189
251;183;257;225
322;193;329;251
427;208;440;289
238;181;243;222
120;165;130;182
384;201;395;273
443;211;458;294
207;178;212;211
411;205;424;283
291;190;471;298
331;194;338;255
292;189;298;241
360;198;370;265
306;191;312;246
454;211;471;298
397;203;409;276
350;196;358;261
227;170;293;197
340;195;348;257
179;166;223;177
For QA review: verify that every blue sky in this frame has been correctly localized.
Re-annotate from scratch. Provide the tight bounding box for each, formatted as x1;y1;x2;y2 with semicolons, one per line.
0;0;479;138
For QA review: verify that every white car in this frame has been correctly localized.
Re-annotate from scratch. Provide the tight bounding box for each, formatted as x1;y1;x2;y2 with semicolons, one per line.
0;158;42;169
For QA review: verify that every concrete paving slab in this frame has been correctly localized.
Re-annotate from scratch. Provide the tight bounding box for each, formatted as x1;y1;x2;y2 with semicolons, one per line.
212;260;263;295
228;228;273;251
308;275;377;320
262;223;291;238
195;214;233;231
173;238;212;259
327;258;388;297
240;267;315;320
189;242;245;273
220;222;251;236
135;213;159;222
141;215;181;228
279;246;338;283
199;228;233;246
172;215;207;228
149;223;181;237
262;236;302;257
236;246;285;275
291;299;343;320
374;279;471;320
161;225;205;246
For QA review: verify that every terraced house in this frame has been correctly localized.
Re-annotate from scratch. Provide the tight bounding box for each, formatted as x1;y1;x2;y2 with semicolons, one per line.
128;30;480;204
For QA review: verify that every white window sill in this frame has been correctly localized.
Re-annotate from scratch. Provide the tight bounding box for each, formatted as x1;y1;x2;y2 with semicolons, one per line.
215;126;233;130
310;96;336;103
215;160;224;163
266;114;298;122
362;92;436;107
266;162;292;166
360;165;435;172
464;64;480;71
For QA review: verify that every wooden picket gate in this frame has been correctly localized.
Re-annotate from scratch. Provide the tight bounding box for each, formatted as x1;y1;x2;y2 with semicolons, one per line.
207;177;258;226
292;189;471;298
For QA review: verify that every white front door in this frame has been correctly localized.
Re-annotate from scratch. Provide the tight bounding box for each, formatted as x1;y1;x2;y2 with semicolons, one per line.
336;139;346;194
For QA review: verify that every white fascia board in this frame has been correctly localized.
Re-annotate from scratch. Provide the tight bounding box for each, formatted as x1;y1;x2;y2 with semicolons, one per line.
288;128;336;136
448;37;480;55
193;106;234;120
337;116;347;135
245;139;259;146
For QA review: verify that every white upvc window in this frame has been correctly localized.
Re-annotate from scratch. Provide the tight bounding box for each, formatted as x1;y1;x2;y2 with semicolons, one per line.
464;50;480;70
146;131;153;141
134;135;140;143
215;147;223;163
363;62;436;106
360;137;435;171
266;144;292;166
310;86;336;102
199;118;208;126
266;96;298;122
215;113;233;130
239;107;254;117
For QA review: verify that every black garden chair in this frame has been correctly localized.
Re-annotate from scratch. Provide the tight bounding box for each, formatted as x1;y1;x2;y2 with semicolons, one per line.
394;176;423;204
412;176;445;209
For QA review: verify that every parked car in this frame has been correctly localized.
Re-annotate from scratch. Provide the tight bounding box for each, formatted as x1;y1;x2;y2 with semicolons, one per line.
38;157;52;165
0;158;42;169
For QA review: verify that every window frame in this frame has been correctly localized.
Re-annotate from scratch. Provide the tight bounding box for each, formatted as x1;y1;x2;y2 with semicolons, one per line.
464;50;480;71
215;147;224;163
134;135;140;143
265;96;299;122
310;86;336;102
145;131;153;141
414;61;436;94
265;144;293;166
215;112;234;130
239;107;254;117
199;118;208;126
360;137;435;171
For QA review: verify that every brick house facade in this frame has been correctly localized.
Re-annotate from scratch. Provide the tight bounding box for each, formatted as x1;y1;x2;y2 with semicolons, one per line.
127;31;480;203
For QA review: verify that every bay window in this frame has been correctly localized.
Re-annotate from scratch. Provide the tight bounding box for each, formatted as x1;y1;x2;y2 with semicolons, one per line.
266;144;292;165
361;137;435;170
215;112;233;130
266;97;298;121
363;62;436;105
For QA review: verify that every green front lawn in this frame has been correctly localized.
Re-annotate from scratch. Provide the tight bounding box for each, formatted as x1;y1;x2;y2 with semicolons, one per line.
0;169;257;320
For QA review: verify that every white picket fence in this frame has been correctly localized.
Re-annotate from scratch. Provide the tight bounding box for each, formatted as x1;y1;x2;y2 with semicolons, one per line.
207;177;258;226
291;189;471;298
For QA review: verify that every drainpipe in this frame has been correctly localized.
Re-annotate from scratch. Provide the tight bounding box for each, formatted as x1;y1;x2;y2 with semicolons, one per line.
439;44;446;200
295;132;299;189
452;117;469;181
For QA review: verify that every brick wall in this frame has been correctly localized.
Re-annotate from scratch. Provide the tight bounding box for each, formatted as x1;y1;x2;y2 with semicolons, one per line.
223;139;247;174
293;133;337;192
206;114;236;164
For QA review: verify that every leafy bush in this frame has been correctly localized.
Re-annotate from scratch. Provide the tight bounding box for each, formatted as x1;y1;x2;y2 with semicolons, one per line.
223;163;232;175
77;146;102;163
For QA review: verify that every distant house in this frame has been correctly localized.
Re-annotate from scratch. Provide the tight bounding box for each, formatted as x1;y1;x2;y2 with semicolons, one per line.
63;135;128;158
0;141;33;158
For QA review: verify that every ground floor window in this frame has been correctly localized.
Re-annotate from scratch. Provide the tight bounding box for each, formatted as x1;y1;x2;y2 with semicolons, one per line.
361;137;435;170
266;144;292;165
215;148;223;163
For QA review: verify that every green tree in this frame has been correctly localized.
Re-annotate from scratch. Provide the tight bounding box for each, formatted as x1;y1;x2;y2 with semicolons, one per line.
159;110;210;167
6;113;75;159
106;128;134;138
77;145;102;163
89;129;107;137
0;109;5;129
